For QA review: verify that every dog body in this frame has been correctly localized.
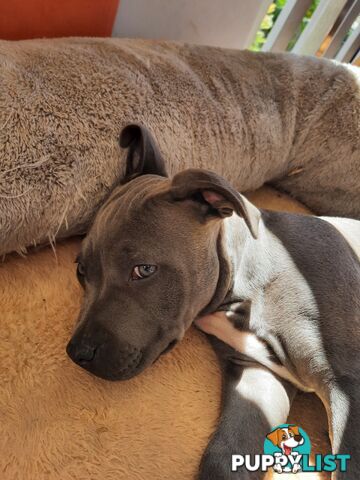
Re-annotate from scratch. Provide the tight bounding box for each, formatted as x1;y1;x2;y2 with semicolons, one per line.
207;210;360;395
197;208;360;478
67;125;360;479
196;207;360;479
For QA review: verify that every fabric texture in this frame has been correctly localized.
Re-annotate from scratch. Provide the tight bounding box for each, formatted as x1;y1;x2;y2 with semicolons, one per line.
0;188;330;480
0;38;359;256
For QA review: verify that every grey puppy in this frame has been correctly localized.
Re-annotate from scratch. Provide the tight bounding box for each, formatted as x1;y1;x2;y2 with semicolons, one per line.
67;124;360;480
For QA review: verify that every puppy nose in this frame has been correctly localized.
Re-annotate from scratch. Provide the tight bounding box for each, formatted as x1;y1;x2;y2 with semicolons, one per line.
66;340;97;364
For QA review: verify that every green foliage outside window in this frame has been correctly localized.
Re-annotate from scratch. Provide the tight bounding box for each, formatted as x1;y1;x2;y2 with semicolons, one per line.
250;0;321;52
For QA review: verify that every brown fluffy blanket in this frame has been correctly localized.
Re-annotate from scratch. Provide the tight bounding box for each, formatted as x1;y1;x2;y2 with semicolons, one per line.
0;38;359;256
1;188;330;480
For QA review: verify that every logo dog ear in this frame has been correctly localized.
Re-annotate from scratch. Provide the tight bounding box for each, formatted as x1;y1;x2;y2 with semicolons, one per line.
289;425;304;444
266;429;280;446
289;425;300;435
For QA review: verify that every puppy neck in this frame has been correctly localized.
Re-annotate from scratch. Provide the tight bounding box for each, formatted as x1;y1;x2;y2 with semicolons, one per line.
199;213;259;315
220;212;272;302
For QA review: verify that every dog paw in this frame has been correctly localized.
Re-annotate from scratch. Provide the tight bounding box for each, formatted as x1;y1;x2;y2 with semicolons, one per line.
292;464;301;474
273;464;283;473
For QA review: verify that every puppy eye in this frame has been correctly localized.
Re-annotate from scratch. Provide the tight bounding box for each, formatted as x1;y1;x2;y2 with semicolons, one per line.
131;265;157;280
282;434;287;440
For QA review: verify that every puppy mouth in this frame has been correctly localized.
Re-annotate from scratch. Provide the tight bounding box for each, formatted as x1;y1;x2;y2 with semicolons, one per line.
153;339;178;364
69;346;144;382
95;339;179;380
101;339;179;379
69;338;179;381
161;339;178;355
284;446;292;455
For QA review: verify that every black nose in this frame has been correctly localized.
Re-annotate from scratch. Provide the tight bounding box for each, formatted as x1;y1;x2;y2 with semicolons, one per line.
66;340;97;364
294;435;302;442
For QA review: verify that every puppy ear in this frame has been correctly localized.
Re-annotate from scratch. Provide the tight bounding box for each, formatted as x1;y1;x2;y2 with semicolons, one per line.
266;429;280;446
119;123;167;182
170;169;260;238
289;425;300;435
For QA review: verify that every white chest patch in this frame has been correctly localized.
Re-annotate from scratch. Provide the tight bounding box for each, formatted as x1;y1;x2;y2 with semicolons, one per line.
195;313;310;391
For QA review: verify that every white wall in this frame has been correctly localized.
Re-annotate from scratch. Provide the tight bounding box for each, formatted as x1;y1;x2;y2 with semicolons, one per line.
113;0;271;50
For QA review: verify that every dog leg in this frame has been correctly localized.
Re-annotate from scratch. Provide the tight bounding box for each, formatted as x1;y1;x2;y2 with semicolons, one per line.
198;338;297;480
325;384;360;479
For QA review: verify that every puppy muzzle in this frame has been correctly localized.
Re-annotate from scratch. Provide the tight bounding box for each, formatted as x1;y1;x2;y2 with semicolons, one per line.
66;325;143;380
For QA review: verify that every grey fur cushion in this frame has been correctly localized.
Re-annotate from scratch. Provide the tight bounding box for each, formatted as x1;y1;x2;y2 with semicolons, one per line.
0;38;359;255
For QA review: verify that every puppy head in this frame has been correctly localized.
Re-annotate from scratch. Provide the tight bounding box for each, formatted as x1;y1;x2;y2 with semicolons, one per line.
66;123;260;380
267;426;303;450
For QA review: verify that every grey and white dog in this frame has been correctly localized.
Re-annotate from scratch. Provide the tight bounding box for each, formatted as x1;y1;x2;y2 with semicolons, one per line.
67;124;360;479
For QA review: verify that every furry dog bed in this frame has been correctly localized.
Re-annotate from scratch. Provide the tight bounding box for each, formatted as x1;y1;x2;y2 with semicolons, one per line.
1;187;330;480
0;38;359;256
1;38;358;479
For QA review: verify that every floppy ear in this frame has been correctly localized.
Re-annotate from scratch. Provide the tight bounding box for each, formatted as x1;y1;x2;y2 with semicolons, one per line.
266;429;280;447
289;425;300;436
119;123;167;182
170;169;260;238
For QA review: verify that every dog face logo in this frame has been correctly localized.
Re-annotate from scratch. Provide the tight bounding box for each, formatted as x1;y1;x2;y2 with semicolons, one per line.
232;424;349;474
264;424;310;474
267;425;304;456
